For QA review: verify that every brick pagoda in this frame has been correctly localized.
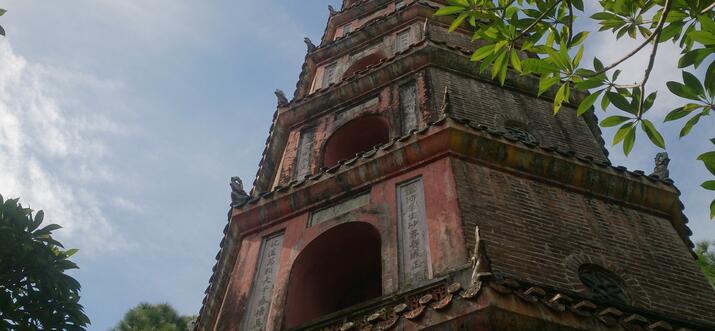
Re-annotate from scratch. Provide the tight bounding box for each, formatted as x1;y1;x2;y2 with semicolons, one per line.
195;0;715;330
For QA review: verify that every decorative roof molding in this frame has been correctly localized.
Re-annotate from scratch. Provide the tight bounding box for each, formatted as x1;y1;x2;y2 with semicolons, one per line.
284;268;714;331
235;116;687;241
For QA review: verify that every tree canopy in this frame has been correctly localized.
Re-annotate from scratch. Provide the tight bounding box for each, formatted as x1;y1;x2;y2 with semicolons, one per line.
696;241;715;288
435;0;715;218
112;303;195;331
0;194;89;330
0;8;5;36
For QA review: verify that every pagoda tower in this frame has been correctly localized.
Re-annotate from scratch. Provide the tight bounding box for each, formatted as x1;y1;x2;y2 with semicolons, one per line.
195;0;715;330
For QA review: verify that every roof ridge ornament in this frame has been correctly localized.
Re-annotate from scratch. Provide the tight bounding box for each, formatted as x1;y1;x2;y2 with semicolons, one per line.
274;89;289;107
304;37;317;53
652;152;670;180
328;5;338;16
230;176;250;208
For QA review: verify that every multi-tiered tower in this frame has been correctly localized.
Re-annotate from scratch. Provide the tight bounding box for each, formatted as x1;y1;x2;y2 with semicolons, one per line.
196;1;715;330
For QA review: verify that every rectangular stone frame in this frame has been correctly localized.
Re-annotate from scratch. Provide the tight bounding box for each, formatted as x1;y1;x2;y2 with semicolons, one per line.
240;232;285;331
396;177;433;287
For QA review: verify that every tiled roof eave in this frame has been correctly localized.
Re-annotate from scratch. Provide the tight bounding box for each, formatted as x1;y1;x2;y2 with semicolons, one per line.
289;267;715;331
235;116;687;244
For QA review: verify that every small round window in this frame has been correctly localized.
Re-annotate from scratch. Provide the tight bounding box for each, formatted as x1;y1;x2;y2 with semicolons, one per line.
578;264;630;305
504;120;536;144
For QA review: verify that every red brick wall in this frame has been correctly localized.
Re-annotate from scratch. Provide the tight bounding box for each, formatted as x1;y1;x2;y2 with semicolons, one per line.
217;158;468;329
450;157;715;324
276;72;431;187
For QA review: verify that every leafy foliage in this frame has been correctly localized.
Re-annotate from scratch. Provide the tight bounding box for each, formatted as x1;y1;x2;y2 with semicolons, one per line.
0;8;5;36
699;138;715;219
696;241;715;289
0;194;89;330
436;0;714;217
112;303;195;331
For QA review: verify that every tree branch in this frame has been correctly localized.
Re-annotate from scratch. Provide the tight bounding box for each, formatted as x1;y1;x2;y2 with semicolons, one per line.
513;0;562;42
585;0;672;78
566;0;575;46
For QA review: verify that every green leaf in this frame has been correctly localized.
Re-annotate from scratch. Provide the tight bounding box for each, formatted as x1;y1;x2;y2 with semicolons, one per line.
39;223;62;234
710;199;715;219
640;119;665;148
613;122;634;146
664;104;700;122
623;124;636;155
688;30;715;45
682;71;705;97
471;44;497;61
492;50;507;78
571;31;590;46
538;74;560;95
510;49;522;73
449;11;470;32
593;57;604;72
600;115;632;127
698;151;715;176
434;6;466;16
576;90;602;116
703;181;715;191
706;60;715;96
642;91;657;112
667;81;701;100
522;58;560;74
606;91;635;113
64;248;80;258
678;48;712;68
574;78;605;90
553;83;568;114
0;9;6;17
680;113;702;137
659;21;685;42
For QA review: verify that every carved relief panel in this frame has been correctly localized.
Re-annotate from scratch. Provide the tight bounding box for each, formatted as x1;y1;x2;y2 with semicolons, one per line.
240;233;284;331
397;178;432;287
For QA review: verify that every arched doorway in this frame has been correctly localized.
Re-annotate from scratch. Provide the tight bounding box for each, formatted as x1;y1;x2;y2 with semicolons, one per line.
342;52;387;78
284;222;382;328
322;115;390;168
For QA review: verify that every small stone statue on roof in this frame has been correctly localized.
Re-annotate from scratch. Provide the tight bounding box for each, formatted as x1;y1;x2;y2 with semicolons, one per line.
652;152;670;179
274;89;288;106
328;5;338;15
230;176;250;208
304;37;317;52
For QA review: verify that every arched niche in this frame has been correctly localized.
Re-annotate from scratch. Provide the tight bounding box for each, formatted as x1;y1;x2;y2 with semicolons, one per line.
322;115;390;168
343;52;387;79
284;222;382;328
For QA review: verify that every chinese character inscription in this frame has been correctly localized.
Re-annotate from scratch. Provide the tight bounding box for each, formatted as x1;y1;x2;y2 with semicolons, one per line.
241;233;284;331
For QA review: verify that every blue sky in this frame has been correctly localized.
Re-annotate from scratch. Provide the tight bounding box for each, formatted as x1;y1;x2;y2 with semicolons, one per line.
0;1;712;330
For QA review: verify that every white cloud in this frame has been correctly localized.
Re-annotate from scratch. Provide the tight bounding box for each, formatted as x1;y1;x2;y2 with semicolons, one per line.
0;40;127;252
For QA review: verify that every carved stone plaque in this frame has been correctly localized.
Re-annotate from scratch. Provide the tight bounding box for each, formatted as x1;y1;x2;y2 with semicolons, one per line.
396;28;412;52
397;178;431;286
294;129;314;180
399;83;418;135
241;233;284;331
309;192;370;226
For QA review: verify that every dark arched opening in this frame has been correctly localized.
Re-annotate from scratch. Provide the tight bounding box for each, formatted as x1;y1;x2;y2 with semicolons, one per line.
578;264;630;305
504;119;537;144
343;52;387;79
323;115;390;168
284;222;382;328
